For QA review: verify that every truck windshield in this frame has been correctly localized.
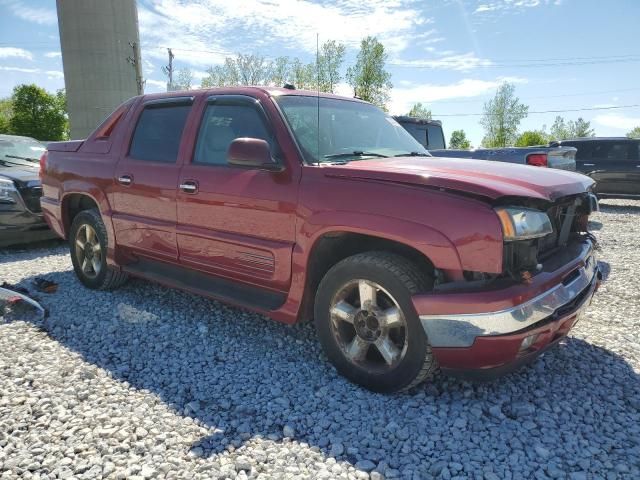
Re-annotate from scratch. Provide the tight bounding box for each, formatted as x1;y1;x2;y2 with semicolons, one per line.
0;138;45;166
275;96;428;163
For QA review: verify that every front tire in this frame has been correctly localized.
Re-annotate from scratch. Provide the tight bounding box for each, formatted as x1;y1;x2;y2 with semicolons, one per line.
314;252;437;393
69;209;128;290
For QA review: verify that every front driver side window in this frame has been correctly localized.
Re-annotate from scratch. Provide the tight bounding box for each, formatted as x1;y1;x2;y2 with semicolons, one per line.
193;102;276;166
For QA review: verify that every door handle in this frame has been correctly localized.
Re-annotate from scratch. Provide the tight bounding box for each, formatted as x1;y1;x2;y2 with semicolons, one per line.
583;163;595;167
117;175;133;185
180;181;198;194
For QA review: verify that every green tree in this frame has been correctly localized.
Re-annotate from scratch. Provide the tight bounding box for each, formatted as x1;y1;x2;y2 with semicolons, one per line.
627;126;640;139
290;58;316;90
407;102;432;120
0;97;12;134
515;130;547;146
570;117;594;137
317;40;346;93
269;56;292;87
480;83;528;147
549;116;568;140
235;54;270;85
9;84;67;141
550;115;595;140
449;129;471;149
346;36;392;109
174;68;194;90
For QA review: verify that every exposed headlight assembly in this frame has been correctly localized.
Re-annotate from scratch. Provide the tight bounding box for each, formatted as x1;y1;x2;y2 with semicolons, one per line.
495;207;553;241
0;177;18;204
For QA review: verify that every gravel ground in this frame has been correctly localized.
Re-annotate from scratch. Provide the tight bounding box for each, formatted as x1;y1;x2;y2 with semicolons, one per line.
1;200;639;480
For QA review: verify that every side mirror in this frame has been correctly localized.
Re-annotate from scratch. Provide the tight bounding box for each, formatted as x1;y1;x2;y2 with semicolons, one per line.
227;137;283;172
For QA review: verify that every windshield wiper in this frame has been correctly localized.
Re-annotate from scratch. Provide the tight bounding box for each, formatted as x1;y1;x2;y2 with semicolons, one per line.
6;154;39;162
392;151;431;157
323;151;389;160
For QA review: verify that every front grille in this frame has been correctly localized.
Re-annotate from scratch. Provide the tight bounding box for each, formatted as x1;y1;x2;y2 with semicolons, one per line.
538;199;577;256
17;184;43;213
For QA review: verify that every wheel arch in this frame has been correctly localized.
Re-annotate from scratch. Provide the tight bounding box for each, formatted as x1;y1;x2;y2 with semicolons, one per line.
295;224;460;323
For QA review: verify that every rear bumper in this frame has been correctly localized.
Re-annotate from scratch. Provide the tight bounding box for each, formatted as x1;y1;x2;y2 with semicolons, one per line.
412;240;600;375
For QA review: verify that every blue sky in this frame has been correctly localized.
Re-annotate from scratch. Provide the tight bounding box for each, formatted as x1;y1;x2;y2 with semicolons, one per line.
0;0;638;145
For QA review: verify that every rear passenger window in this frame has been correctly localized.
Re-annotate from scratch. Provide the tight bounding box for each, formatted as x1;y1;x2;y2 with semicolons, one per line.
193;101;275;166
129;103;191;163
567;142;592;160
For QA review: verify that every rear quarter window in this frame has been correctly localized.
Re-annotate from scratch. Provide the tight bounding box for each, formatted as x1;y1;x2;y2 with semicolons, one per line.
129;103;191;163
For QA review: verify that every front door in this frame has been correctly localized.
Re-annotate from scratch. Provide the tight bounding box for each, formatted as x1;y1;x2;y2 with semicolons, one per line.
176;95;298;292
112;97;194;261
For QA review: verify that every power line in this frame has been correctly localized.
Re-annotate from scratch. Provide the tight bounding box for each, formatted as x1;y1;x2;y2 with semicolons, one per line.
432;104;640;117
387;57;640;69
430;87;640;104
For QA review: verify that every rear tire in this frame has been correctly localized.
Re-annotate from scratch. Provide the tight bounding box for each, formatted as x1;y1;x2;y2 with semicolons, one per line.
69;209;128;290
314;251;437;393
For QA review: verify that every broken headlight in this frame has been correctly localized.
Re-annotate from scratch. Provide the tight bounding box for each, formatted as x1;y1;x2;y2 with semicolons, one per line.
0;176;18;205
495;207;553;241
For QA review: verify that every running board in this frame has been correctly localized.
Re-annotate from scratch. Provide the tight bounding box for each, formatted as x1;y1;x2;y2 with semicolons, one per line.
123;257;286;311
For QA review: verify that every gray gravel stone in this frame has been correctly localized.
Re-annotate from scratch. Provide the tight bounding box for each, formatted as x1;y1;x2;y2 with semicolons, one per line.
0;200;639;479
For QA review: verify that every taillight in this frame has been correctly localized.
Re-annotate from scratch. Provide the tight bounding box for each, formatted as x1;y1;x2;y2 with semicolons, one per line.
39;151;48;178
526;153;547;167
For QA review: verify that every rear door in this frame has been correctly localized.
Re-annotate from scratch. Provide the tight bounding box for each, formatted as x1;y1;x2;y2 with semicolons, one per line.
112;96;194;261
585;140;638;195
175;94;298;293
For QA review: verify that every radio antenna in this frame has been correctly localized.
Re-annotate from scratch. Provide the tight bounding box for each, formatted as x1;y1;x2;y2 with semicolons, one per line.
316;33;320;166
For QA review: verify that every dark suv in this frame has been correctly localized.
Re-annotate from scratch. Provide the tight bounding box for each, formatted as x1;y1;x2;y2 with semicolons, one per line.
552;137;640;198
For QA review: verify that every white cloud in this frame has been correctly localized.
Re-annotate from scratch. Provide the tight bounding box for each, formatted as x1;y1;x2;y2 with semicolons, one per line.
593;113;640;131
0;47;33;61
138;0;430;68
389;76;527;114
391;52;493;71
0;66;63;79
0;0;57;25
44;51;62;58
144;79;168;92
473;0;560;14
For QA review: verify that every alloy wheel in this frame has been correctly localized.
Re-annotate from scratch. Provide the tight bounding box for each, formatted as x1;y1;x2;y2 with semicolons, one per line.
74;224;102;279
329;279;408;372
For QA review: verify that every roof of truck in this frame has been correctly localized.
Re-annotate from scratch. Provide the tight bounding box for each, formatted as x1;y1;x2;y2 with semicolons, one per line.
392;115;442;126
139;86;369;103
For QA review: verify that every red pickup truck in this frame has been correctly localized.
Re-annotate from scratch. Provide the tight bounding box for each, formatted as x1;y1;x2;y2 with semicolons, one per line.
40;87;601;392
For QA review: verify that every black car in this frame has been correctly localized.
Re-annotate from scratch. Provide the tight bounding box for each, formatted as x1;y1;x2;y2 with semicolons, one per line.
393;116;446;150
0;135;56;247
552;137;640;198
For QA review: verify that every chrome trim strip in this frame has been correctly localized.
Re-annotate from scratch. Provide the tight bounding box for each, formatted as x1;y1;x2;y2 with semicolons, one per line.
420;253;598;348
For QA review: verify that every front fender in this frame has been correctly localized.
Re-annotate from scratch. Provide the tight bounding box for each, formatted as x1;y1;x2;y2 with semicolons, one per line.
300;211;463;271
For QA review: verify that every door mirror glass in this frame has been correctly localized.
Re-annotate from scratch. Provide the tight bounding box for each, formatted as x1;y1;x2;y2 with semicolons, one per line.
227;138;282;171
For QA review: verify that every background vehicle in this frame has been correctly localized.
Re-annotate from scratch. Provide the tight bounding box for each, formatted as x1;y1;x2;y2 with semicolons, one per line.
552;137;640;198
392;116;446;150
0;135;55;247
394;116;577;170
41;88;599;392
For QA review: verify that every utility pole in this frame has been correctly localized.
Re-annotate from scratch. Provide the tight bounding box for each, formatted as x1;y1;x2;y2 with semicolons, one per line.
127;41;144;95
162;48;174;91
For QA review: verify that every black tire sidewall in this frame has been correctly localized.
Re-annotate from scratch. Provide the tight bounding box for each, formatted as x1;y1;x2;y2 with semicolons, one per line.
315;256;431;393
69;210;109;290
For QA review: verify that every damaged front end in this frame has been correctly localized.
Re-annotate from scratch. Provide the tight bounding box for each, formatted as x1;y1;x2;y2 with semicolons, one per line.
499;192;599;281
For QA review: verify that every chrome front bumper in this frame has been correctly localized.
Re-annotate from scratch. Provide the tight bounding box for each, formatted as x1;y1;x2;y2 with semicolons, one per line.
420;252;599;348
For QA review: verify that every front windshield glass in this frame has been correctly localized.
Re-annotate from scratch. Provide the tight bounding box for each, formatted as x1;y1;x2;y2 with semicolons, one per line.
0;137;45;167
275;96;429;163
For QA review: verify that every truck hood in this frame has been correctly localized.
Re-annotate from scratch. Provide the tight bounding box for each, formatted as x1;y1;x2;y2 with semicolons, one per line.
0;164;40;183
323;156;594;202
